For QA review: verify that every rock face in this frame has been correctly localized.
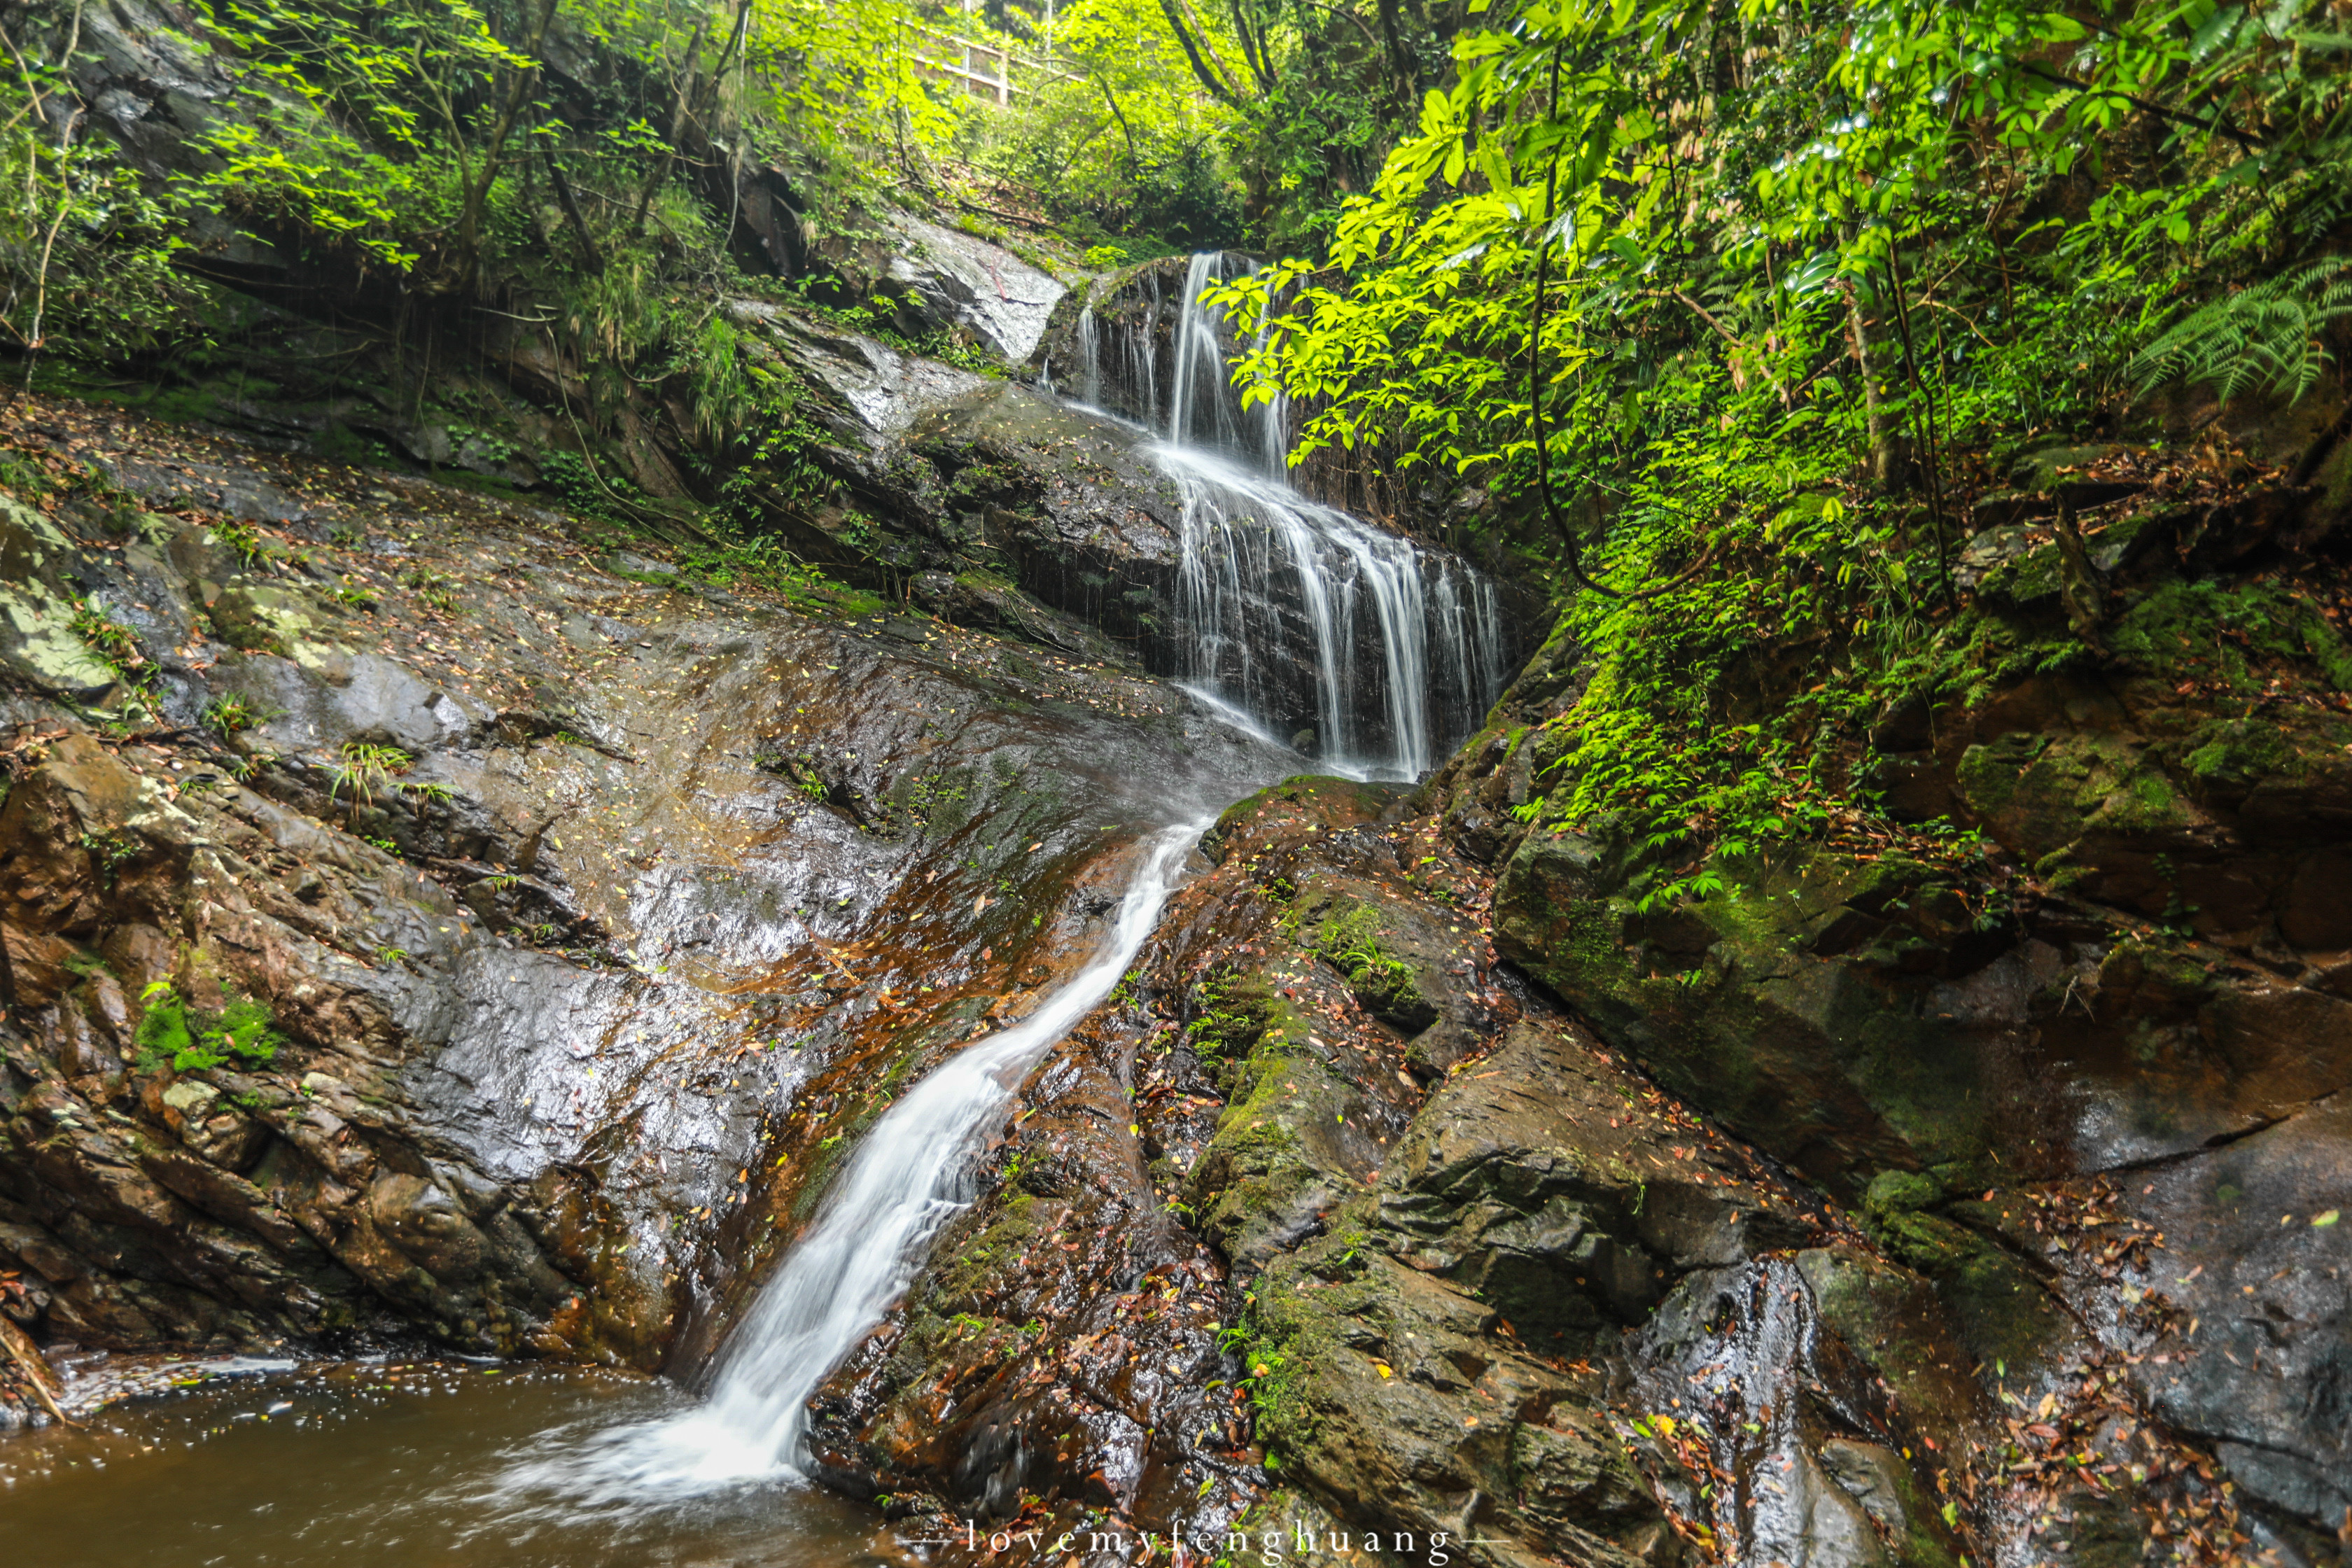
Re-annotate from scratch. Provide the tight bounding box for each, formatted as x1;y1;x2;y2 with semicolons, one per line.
847;207;1068;363
0;402;1292;1387
792;769;2021;1568
798;449;2352;1564
1426;491;2352;1556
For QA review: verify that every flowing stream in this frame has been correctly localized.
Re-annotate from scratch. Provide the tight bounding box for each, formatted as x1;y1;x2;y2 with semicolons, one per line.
3;253;1510;1561
534;257;1515;1492
499;820;1207;1502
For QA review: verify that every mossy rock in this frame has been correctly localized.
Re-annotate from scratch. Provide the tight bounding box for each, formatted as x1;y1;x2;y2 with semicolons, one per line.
0;499;117;699
1200;774;1402;862
1239;1226;1665;1568
1976;538;2064;607
1795;1246;1989;1450
1954;730;2201;862
206;583;327;657
1866;1205;2078;1379
1494;841;2019;1200
2108;578;2352;694
1184;1023;1374;1266
1301;897;1436;1032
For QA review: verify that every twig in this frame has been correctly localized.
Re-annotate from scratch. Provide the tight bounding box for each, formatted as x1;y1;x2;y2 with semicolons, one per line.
2017;62;2264;152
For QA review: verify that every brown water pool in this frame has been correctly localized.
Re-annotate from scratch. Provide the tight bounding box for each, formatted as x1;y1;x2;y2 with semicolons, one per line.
0;1356;909;1567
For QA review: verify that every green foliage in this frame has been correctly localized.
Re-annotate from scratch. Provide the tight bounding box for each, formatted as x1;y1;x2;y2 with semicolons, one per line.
70;600;147;684
79;830;139;888
539;449;638;522
403;568;461;612
1182;962;1264;1059
2;21;204;360
1310;906;1414;998
330;741;414;804
132;986;194;1072
211;517;272;568
200;694;269;735
134;983;286;1074
2130;256;2352;406
1210;0;2352;899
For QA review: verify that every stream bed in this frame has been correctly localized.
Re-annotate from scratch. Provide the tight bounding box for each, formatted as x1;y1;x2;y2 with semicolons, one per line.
1;1357;908;1567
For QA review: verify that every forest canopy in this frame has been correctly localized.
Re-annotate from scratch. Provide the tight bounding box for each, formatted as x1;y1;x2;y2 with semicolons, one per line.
1208;0;2352;903
6;0;2351;901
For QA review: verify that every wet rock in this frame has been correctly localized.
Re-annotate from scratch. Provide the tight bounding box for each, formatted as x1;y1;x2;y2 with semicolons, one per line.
0;499;120;699
2106;1098;2352;1523
1250;1242;1667;1568
802;997;1250;1541
854;208;1066;363
0;408;1296;1381
729;302;990;458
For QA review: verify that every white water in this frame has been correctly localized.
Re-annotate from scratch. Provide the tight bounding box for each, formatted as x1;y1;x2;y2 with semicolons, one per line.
1077;252;1508;780
496;820;1205;1504
491;253;1510;1514
1171;680;1305;757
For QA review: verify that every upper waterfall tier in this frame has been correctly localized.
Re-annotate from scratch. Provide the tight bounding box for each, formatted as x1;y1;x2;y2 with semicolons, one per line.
1047;252;1512;780
1056;251;1288;470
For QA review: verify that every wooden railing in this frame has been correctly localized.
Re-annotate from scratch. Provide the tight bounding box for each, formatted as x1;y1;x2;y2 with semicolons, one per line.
905;25;1077;104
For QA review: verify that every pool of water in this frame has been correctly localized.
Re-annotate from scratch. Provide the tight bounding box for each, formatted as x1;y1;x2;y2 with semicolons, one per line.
0;1356;910;1568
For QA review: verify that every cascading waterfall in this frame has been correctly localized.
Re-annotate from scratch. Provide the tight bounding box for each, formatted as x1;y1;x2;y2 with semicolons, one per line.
1075;305;1102;408
1075;253;1510;780
504;821;1205;1502
510;253;1513;1506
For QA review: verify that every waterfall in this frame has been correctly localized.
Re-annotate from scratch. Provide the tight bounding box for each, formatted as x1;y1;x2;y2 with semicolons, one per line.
505;821;1206;1502
503;255;1516;1506
1075;306;1101;408
1131;253;1510;780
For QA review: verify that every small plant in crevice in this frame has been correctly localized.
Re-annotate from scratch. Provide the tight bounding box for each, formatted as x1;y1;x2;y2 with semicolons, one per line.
78;830;139;887
403;568;461;613
330;741;414;806
71;598;153;694
132;983;286;1074
1312;905;1416;1000
200;693;270;735
211;517;272;569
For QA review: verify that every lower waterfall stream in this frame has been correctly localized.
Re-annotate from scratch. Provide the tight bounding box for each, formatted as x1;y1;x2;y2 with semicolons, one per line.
498;820;1208;1503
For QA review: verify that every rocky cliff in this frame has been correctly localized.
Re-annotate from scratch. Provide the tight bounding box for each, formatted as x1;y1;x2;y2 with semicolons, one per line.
0;395;1285;1391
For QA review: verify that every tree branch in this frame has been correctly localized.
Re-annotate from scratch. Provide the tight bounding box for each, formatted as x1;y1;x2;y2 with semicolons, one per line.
1156;0;1242;104
2017;62;2265;151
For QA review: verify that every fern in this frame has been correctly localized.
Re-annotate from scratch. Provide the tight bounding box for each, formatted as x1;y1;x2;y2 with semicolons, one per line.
2131;256;2352;406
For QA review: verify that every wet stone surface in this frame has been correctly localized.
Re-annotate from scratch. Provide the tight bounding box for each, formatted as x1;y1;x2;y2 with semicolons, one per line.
0;406;1294;1389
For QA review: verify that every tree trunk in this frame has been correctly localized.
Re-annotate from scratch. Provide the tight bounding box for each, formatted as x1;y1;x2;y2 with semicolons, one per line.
1843;280;1897;491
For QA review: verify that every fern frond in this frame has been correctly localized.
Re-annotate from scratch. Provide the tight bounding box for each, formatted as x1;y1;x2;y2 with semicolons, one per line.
2129;255;2352;406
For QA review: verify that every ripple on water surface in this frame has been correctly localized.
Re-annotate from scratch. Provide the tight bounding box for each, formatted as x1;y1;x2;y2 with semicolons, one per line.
0;1357;909;1568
